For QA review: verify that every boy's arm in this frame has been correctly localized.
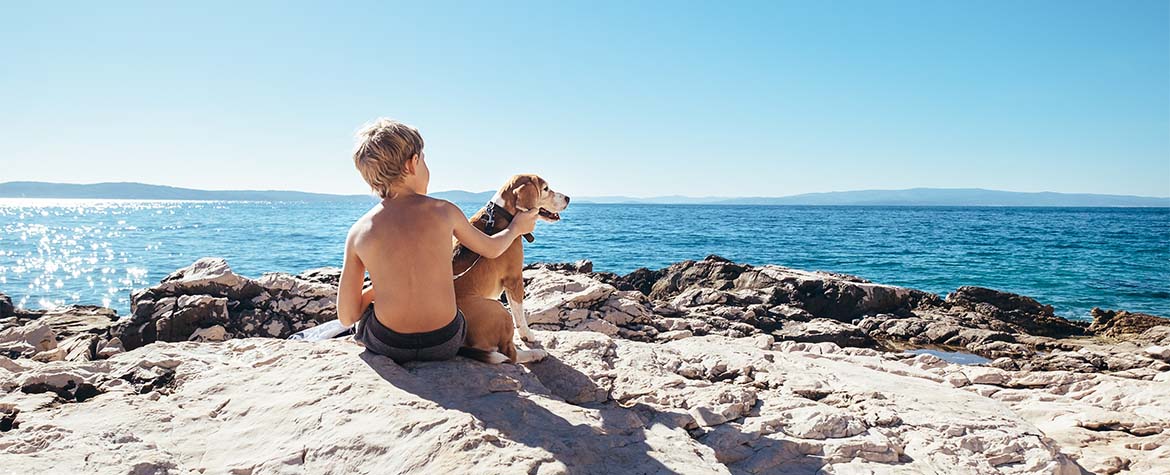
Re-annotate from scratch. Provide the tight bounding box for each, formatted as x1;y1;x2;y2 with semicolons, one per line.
361;285;376;309
445;202;538;259
336;227;366;328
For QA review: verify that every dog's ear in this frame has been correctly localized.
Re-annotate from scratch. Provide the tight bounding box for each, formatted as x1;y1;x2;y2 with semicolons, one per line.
513;182;540;211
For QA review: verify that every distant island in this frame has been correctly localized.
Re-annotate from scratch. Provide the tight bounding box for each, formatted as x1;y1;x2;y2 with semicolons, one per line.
2;181;1168;207
577;188;1170;207
0;181;372;202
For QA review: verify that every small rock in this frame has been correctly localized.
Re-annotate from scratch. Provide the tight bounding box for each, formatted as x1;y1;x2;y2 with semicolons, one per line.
1144;345;1170;361
962;366;1008;386
577;318;619;337
658;318;690;331
31;347;66;363
659;330;693;341
190;325;229;342
0;322;56;358
97;338;125;358
687;387;757;427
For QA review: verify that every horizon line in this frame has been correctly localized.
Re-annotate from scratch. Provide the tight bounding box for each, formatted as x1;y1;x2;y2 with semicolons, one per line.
4;180;1170;201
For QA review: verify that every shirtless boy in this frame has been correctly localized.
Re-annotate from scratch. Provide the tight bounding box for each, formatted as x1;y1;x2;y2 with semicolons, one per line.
336;118;538;363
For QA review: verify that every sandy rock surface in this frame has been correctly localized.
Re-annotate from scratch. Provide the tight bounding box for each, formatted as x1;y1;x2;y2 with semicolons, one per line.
2;256;1168;474
6;330;1151;474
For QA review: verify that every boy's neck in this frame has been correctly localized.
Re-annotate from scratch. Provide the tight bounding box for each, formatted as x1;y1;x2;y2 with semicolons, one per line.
388;182;427;199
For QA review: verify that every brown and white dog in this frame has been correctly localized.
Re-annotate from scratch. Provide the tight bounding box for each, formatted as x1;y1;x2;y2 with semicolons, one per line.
453;174;569;364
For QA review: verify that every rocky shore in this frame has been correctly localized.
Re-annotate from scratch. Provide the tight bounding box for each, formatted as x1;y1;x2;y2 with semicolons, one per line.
1;256;1168;474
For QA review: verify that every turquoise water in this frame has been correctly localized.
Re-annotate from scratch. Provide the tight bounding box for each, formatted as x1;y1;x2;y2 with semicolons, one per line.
1;199;1167;321
904;349;992;365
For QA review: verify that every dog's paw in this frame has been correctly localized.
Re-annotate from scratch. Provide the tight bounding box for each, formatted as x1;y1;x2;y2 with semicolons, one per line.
517;349;548;363
518;327;536;342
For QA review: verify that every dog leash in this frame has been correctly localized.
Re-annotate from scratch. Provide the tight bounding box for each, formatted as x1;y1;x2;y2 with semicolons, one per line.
452;255;480;280
452;201;534;280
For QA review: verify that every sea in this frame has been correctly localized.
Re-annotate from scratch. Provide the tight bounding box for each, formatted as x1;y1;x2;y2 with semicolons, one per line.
1;199;1167;322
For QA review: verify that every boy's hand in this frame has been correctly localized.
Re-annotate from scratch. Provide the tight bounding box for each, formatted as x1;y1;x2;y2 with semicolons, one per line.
509;208;539;235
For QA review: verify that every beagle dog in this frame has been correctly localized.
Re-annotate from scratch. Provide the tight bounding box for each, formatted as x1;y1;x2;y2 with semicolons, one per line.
453;174;569;364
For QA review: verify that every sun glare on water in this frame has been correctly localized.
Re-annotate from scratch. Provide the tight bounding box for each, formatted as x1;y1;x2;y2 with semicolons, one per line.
0;199;169;312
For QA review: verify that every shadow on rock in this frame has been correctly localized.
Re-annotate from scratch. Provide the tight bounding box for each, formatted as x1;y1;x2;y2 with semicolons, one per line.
359;350;686;474
359;349;830;475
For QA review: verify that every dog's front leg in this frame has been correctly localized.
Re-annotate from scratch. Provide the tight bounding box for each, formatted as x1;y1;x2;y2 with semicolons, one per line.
503;278;534;342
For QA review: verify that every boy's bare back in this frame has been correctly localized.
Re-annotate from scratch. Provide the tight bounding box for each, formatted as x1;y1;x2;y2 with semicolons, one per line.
350;194;458;333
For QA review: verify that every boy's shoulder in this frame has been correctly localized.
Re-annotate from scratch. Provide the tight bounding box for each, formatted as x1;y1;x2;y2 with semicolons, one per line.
361;195;458;222
420;194;455;206
420;195;461;214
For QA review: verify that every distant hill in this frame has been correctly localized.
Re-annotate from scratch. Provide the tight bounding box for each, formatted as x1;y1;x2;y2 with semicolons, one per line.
0;181;373;202
0;181;495;204
707;188;1170;207
579;188;1170;207
2;182;1167;207
434;190;495;203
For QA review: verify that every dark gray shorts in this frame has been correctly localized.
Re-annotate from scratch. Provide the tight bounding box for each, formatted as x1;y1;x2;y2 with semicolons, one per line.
354;304;466;364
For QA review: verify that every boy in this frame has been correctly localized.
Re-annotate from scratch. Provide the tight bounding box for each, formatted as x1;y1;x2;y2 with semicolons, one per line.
337;118;538;363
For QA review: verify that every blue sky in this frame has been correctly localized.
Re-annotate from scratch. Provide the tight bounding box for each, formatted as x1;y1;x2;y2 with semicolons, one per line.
2;1;1167;198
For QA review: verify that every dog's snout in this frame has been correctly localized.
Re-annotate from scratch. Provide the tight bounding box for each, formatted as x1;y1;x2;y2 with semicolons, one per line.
565;195;571;204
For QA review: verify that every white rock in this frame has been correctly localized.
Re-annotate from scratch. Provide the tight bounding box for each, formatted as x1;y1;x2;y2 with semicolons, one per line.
962;366;1008;386
688;386;757;427
176;294;228;320
189;325;229;342
96;338;125;358
31;347;66;363
576;318;619;337
158;257;252;293
659;330;693;341
522;269;616;326
59;334;98;362
0;322;57;356
752;334;775;350
1144;345;1170;361
779;405;867;439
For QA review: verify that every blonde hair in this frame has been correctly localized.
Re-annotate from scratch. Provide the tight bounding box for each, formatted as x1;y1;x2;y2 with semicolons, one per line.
352;118;425;198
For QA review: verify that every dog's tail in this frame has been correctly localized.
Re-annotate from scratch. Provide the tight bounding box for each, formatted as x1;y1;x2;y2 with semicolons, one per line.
457;347;509;364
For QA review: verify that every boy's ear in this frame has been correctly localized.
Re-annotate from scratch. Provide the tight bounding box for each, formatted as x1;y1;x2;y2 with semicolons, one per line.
404;154;419;175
